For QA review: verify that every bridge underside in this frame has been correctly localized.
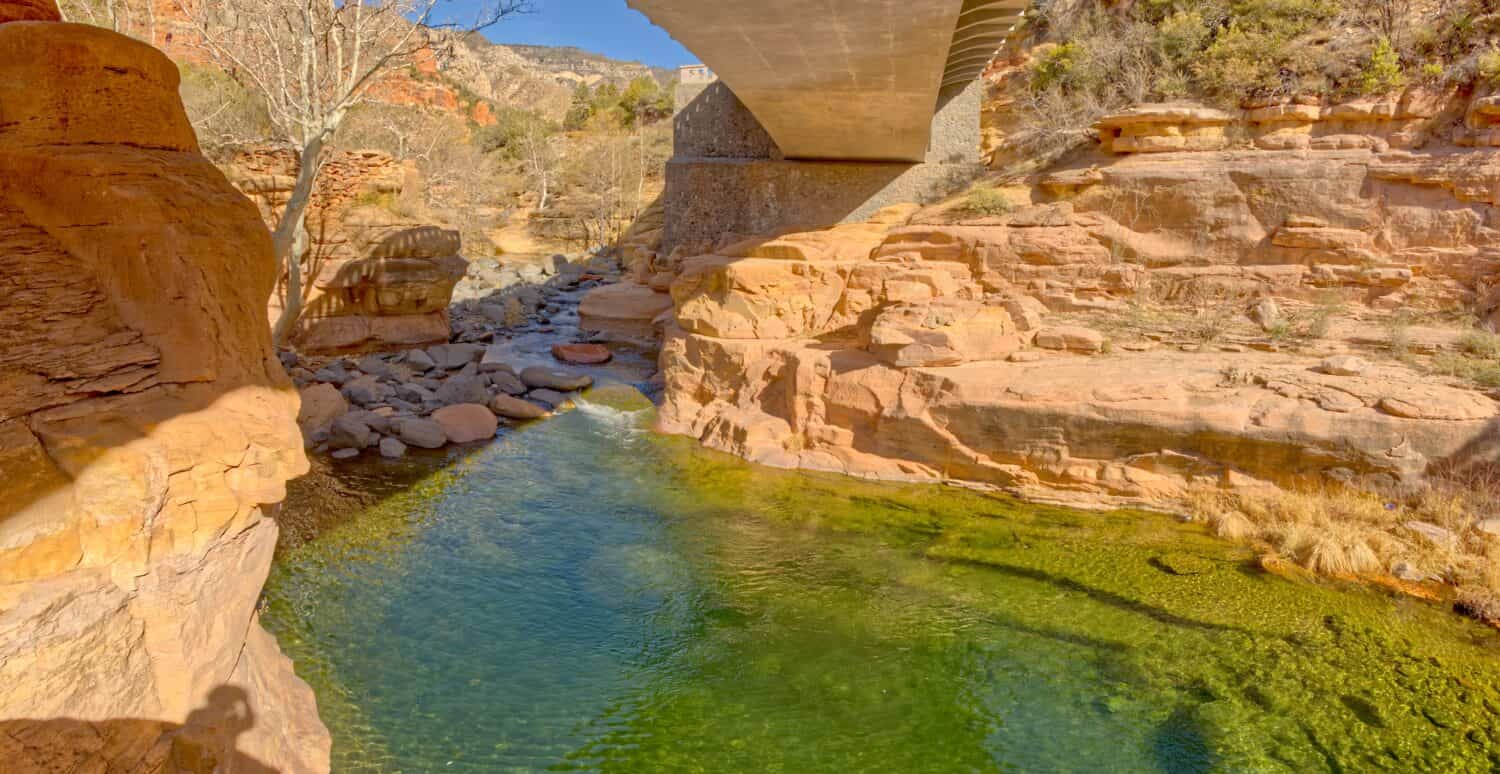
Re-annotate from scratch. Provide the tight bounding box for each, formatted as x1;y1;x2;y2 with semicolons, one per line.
627;0;1024;163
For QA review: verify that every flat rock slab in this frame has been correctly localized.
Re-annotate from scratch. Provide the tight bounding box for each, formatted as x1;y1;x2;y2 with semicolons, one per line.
491;394;549;420
520;366;594;391
552;343;612;365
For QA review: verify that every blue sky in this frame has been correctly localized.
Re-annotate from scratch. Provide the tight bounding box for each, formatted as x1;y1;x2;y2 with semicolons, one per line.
440;0;697;69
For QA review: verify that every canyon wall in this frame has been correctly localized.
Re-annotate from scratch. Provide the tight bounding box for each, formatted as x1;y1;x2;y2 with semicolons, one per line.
0;5;329;771
650;87;1500;509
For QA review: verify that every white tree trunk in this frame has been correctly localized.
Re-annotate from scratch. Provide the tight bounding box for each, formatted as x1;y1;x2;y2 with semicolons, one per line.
270;135;326;345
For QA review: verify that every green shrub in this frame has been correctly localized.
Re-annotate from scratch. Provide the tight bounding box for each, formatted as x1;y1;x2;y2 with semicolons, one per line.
1029;43;1085;93
1458;330;1500;359
1195;0;1339;101
1358;38;1406;94
1481;49;1500;84
956;188;1014;218
1433;352;1500;388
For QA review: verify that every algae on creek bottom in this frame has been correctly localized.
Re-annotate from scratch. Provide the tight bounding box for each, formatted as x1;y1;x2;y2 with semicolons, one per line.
262;391;1500;772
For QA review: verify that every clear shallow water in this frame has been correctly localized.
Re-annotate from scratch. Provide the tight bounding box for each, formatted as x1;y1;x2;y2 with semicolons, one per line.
263;387;1500;773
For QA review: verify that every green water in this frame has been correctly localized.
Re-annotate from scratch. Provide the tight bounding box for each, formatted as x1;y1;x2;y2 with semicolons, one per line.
263;387;1500;773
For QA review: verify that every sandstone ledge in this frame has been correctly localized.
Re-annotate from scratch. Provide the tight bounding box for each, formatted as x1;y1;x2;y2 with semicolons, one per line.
658;331;1498;509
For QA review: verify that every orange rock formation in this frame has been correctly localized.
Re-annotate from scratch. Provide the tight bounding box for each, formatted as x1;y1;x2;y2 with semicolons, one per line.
0;3;330;770
641;84;1500;509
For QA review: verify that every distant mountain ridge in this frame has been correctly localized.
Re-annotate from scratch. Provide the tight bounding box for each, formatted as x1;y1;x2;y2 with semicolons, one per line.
497;42;677;85
443;32;676;122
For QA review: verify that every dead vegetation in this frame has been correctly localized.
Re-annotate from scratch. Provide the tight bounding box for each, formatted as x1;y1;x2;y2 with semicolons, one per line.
1188;466;1500;622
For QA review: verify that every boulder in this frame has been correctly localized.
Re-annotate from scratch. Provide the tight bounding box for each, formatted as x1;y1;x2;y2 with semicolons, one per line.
552;342;613;365
867;300;1019;367
356;354;396;378
297;383;348;436
1318;356;1370;377
379;437;408;459
491;394;550;420
0;0;60;22
520;366;594;391
1035;326;1107;354
396;418;448;450
404;348;436;371
328;414;377;450
528;389;569;409
285;224;467;355
579;282;674;323
434;374;492;407
432;404;499;444
479;344;515;373
341;374;393;406
428;342;484;370
489;370;528;396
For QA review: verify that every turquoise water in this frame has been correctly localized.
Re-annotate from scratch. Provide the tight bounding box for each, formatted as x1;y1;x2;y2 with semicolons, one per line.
262;388;1500;773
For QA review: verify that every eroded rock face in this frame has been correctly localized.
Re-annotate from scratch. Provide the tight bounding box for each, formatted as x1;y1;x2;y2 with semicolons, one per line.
291;218;468;354
0;9;329;772
655;133;1500;508
221;146;468;355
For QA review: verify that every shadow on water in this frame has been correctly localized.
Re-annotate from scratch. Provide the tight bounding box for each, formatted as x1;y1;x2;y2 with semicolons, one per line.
935;556;1246;635
1151;706;1217;774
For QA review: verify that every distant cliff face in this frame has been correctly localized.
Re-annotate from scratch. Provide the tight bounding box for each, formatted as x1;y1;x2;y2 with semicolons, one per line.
500;42;672;85
436;34;672;122
0;4;329;771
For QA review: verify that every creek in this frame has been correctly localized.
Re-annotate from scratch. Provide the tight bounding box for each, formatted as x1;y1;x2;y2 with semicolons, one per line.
264;388;1500;772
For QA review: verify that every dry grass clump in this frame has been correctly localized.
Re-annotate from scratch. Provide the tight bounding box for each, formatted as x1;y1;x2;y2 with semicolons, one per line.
1186;467;1500;620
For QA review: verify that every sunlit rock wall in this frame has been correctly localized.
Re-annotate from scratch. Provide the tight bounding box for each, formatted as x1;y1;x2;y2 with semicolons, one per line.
0;4;329;770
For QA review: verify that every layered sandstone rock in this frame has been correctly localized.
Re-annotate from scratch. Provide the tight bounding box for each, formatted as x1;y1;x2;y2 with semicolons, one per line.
221;147;468;354
1095;103;1234;154
1088;88;1481;158
291;218;468;354
0;7;328;771
657;120;1500;507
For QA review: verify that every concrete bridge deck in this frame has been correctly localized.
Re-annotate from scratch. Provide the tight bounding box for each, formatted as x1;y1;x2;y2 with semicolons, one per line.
626;0;1026;162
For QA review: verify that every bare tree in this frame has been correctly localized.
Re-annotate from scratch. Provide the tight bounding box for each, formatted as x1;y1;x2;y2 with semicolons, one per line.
56;0;126;30
518;118;558;211
174;0;530;343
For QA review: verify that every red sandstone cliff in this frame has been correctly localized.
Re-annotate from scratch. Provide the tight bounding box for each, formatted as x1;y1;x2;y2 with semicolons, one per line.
0;3;330;770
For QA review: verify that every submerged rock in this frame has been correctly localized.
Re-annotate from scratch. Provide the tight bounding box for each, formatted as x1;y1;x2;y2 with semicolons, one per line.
552;342;613;365
491;394;550;420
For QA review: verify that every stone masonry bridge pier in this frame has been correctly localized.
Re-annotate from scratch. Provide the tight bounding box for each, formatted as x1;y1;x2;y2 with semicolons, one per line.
626;0;1026;250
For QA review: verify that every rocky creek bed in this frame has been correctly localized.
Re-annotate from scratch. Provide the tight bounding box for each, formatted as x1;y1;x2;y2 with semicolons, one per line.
284;255;659;465
264;256;1500;773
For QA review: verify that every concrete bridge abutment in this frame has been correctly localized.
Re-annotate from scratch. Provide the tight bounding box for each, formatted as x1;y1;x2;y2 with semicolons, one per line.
663;75;985;252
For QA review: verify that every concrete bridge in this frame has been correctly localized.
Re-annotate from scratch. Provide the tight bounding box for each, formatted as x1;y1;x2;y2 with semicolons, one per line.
626;0;1026;247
